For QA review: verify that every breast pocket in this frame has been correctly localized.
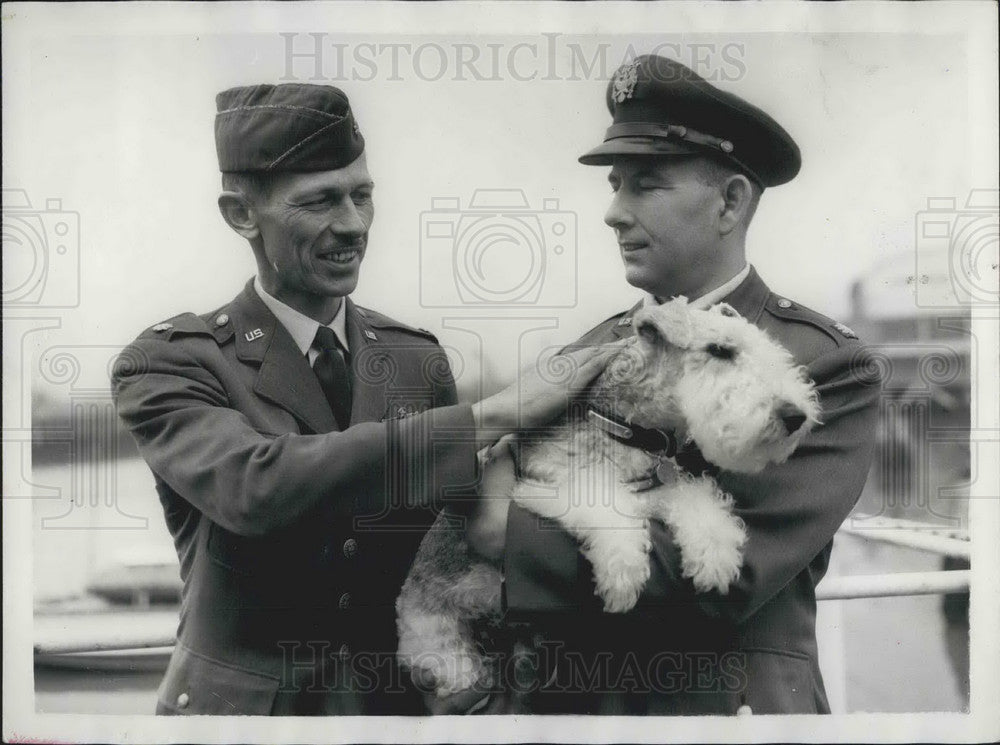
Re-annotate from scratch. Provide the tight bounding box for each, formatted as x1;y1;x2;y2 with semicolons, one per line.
157;644;280;715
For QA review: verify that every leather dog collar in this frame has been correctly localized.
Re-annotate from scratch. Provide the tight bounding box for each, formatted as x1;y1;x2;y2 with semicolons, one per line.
586;406;678;458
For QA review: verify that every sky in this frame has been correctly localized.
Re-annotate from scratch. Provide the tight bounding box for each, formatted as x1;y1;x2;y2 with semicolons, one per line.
4;4;997;399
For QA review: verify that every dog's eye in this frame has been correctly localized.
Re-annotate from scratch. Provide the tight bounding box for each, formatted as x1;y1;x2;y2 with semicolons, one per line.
706;343;736;360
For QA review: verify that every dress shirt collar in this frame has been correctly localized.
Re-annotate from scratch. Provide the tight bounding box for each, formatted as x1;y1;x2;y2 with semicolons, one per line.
253;276;350;359
643;263;751;311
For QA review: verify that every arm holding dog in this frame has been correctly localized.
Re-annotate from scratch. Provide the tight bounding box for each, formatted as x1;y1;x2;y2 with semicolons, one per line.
502;298;881;622
641;338;880;622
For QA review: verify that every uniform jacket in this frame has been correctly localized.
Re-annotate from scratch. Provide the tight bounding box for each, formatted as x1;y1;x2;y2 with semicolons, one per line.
112;280;478;715
502;267;881;715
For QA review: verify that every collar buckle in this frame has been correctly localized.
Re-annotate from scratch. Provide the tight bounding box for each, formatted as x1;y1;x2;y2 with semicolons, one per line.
586;409;634;440
586;407;678;458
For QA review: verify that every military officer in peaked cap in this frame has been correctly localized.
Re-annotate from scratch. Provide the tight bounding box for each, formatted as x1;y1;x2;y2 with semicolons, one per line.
111;83;619;716
466;55;881;715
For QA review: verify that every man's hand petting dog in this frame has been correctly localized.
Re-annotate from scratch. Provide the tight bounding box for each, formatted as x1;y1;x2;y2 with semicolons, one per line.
472;340;632;448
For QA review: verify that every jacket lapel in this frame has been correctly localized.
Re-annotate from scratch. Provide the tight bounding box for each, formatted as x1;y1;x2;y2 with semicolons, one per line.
227;282;338;435
344;299;385;426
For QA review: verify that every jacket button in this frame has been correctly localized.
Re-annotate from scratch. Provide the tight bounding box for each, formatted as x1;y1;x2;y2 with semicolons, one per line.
215;313;229;327
338;643;351;659
342;538;358;558
176;692;190;708
776;298;792;309
736;704;753;716
338;592;351;610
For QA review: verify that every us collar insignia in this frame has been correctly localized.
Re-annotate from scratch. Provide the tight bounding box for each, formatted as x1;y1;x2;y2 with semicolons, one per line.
612;61;640;103
617;316;633;327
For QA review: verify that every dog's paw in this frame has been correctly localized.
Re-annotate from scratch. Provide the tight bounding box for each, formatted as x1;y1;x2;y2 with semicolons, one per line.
679;516;746;594
662;480;747;594
597;581;643;613
686;551;742;594
589;535;652;613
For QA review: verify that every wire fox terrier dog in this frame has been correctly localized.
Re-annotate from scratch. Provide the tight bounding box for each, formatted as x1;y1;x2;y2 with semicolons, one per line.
396;297;821;698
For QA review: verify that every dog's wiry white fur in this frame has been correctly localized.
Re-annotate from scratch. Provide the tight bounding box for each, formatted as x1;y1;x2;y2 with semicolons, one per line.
396;297;820;696
395;511;504;694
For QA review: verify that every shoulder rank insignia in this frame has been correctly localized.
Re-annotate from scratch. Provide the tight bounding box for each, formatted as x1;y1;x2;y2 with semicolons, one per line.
364;329;377;341
832;322;857;339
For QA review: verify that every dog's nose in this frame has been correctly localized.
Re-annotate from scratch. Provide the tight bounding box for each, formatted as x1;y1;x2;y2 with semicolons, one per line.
781;412;808;435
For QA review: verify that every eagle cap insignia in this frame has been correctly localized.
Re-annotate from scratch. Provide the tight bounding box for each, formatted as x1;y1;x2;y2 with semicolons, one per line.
612;61;640;103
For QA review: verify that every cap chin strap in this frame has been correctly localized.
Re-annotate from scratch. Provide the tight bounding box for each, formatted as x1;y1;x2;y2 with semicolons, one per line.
602;121;765;188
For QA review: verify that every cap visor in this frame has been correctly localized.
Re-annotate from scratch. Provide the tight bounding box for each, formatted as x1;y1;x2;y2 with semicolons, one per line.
578;137;700;165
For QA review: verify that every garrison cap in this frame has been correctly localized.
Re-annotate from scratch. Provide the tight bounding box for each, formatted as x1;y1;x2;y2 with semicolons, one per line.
579;55;801;187
215;84;365;173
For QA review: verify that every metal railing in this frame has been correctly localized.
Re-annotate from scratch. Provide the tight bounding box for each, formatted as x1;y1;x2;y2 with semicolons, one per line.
816;513;971;599
34;514;970;658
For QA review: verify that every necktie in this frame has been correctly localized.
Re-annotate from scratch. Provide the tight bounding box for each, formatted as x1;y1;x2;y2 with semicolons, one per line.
312;326;352;430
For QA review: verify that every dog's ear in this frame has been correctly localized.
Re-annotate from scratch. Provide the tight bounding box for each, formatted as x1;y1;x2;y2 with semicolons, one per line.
651;300;694;347
636;320;662;344
712;303;740;319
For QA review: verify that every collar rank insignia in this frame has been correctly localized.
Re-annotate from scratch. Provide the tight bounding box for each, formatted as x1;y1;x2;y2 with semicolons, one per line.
612;61;640;103
833;322;857;340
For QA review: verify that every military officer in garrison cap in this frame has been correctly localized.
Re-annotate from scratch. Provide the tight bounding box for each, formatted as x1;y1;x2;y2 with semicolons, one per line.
111;83;619;716
467;55;881;715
